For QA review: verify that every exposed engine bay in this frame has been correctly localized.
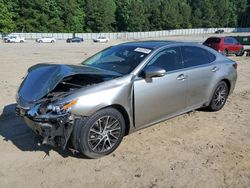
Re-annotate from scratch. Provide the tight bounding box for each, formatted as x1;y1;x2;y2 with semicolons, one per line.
52;74;105;93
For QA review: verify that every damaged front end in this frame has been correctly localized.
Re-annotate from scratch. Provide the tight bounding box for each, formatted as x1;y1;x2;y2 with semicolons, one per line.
16;100;77;149
16;63;119;149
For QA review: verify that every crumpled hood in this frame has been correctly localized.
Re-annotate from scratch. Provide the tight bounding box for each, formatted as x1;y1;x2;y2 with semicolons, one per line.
17;63;119;105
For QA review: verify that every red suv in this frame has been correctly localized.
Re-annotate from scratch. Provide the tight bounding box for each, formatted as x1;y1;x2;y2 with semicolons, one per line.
203;37;244;56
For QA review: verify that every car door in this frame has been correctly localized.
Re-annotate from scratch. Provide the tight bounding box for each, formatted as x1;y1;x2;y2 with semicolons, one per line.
231;37;241;52
224;37;234;53
228;37;238;52
181;46;217;109
133;47;187;128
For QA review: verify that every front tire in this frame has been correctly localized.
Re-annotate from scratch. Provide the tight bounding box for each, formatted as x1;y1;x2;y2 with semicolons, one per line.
207;81;229;111
76;108;126;158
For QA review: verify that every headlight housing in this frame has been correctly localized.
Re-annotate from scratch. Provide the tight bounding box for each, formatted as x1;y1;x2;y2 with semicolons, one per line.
47;99;78;114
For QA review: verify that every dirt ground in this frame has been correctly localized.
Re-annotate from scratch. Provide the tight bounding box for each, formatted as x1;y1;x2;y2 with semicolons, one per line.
0;35;250;188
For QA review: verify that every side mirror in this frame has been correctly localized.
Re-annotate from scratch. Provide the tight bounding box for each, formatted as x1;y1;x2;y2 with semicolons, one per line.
142;66;166;79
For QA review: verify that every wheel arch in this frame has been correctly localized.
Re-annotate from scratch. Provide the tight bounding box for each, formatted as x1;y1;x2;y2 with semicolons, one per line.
205;79;230;111
221;78;231;94
206;78;231;106
222;48;228;54
102;104;130;136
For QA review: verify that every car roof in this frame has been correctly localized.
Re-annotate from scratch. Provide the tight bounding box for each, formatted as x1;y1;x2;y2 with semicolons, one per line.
120;41;180;49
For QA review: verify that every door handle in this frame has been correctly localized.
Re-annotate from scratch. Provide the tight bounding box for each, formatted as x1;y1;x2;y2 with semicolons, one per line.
176;74;187;81
212;66;219;72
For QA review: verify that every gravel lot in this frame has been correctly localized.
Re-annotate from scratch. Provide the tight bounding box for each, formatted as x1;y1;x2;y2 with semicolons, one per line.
0;34;250;188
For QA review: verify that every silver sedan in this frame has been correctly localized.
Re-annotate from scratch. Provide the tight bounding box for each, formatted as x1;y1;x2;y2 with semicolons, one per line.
16;41;237;158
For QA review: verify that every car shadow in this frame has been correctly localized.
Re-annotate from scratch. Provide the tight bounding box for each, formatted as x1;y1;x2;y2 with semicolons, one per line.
0;103;86;159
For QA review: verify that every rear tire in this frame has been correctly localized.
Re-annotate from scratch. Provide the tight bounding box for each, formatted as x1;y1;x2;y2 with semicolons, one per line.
222;49;228;56
207;81;229;111
73;108;126;158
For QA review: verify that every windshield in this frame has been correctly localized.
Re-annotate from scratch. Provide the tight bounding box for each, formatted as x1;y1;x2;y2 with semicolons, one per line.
82;45;152;75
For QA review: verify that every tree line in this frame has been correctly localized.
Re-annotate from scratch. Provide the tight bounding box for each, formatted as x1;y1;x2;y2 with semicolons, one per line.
0;0;249;34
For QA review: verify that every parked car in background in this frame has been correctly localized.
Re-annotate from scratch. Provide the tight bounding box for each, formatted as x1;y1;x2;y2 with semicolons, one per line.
3;37;9;42
215;29;224;34
66;37;84;43
233;36;250;45
93;36;109;43
233;36;250;57
36;37;56;43
203;37;244;56
16;41;237;158
4;36;25;43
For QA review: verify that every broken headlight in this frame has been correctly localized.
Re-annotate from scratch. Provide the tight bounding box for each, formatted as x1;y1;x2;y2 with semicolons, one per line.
46;99;78;114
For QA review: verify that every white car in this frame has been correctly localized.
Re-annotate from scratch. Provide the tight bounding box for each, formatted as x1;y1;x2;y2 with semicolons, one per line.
36;37;56;43
4;36;25;43
93;36;110;43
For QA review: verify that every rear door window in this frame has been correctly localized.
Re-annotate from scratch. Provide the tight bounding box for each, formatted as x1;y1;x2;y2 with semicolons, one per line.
181;46;215;68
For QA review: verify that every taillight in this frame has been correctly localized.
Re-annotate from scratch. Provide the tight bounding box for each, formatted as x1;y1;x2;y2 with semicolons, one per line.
233;62;237;69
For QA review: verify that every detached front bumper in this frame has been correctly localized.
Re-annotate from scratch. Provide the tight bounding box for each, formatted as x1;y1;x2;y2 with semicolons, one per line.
16;106;75;149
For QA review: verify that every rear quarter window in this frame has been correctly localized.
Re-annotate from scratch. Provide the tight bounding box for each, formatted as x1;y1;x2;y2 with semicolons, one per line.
181;46;216;68
208;51;216;62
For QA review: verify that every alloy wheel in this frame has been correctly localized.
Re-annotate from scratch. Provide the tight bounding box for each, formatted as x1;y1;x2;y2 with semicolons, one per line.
213;84;228;107
88;116;122;153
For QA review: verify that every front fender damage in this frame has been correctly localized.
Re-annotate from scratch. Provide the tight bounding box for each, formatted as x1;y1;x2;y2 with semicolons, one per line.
15;64;122;150
16;63;127;151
